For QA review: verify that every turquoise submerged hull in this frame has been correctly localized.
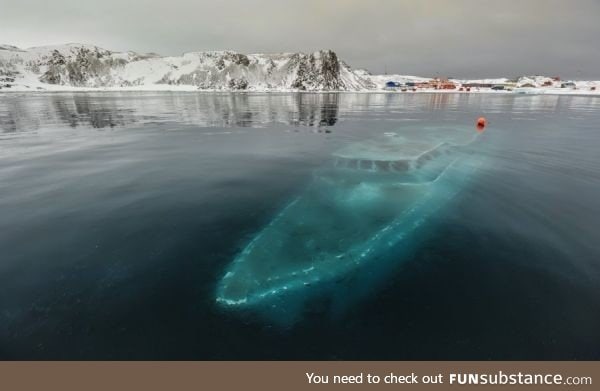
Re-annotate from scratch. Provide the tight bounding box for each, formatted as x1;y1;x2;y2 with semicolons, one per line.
216;129;484;307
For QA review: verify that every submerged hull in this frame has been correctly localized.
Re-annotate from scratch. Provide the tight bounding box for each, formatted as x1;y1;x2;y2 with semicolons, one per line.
217;128;484;307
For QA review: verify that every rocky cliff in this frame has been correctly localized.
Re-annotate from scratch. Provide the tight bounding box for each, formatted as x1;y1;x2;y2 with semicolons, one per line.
0;43;376;91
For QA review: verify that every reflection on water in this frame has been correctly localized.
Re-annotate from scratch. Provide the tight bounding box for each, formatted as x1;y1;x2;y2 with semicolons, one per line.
4;92;598;133
0;92;599;360
0;93;344;132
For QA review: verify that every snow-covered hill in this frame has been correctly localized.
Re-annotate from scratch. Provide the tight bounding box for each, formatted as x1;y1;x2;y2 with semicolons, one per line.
0;43;375;91
1;43;599;94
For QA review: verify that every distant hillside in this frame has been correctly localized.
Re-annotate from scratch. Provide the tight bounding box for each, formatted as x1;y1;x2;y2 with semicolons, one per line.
1;43;598;94
0;44;375;91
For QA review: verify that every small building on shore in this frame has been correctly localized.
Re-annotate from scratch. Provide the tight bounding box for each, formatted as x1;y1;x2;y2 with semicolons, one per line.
430;78;457;89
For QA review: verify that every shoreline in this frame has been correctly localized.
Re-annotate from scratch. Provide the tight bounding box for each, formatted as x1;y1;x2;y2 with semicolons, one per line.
1;87;599;97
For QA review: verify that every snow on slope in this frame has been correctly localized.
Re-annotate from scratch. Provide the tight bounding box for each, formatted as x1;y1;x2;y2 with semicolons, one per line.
1;43;599;94
0;44;375;91
369;73;432;86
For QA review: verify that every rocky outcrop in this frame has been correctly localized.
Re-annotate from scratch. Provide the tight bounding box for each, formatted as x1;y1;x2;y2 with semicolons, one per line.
292;50;343;90
40;47;127;86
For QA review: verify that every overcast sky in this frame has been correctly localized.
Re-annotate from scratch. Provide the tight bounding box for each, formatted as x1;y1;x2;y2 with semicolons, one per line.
2;0;599;78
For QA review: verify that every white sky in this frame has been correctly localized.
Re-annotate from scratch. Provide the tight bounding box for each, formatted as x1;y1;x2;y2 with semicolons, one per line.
2;0;599;78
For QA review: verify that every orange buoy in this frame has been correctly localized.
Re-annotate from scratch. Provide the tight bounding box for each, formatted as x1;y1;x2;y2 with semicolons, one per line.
476;117;487;132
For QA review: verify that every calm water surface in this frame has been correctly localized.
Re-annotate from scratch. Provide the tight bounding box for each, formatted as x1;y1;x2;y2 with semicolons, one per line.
0;92;599;359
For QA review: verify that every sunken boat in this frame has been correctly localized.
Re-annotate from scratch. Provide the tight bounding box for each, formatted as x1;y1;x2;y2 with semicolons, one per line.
216;125;485;307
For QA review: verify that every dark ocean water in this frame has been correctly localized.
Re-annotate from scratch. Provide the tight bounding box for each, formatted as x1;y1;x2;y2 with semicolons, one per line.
0;92;599;359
